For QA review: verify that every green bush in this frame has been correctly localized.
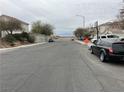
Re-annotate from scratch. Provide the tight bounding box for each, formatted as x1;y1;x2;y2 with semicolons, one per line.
12;34;23;41
27;35;35;43
12;32;29;42
5;32;35;44
4;35;16;45
21;32;29;39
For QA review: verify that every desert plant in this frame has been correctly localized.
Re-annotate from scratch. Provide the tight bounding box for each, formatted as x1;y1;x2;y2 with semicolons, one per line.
74;28;91;38
4;35;16;46
31;21;54;36
12;32;30;42
27;35;35;43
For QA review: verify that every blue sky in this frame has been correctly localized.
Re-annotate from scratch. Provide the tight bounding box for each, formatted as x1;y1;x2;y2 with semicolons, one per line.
0;0;123;35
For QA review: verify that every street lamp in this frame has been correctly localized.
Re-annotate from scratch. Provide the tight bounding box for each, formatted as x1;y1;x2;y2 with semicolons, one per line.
76;15;85;28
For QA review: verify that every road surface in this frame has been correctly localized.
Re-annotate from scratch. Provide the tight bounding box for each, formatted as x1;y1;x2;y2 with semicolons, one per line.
0;39;124;92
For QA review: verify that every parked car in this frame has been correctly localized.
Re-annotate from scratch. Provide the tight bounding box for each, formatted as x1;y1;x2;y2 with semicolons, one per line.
91;39;124;62
48;38;54;42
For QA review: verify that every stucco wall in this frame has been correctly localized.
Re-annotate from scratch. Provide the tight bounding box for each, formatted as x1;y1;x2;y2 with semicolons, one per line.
32;34;49;43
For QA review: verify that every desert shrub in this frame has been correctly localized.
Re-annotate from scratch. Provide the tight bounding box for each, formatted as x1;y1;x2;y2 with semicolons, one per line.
13;32;30;41
4;35;16;45
5;32;35;44
12;34;23;41
27;35;35;43
21;32;29;39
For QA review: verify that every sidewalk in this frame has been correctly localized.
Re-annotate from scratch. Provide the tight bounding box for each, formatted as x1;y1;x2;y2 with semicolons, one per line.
75;40;93;49
0;42;46;53
75;40;85;45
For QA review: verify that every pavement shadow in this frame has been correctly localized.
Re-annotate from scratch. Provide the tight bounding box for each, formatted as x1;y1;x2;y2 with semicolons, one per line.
107;60;124;67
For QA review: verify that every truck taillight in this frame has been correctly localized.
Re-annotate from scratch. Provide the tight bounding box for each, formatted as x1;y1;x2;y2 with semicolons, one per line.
108;48;113;53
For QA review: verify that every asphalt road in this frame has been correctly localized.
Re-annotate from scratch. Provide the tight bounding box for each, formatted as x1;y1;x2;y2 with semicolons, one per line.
0;39;124;92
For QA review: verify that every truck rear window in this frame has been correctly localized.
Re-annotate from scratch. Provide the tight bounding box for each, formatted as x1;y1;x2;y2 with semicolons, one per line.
107;35;119;38
113;43;124;52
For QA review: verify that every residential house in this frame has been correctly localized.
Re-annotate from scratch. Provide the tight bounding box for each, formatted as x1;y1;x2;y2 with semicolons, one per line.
0;15;29;38
98;21;124;37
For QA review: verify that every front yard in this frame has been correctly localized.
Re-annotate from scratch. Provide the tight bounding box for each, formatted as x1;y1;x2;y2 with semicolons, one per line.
0;32;35;48
0;38;32;48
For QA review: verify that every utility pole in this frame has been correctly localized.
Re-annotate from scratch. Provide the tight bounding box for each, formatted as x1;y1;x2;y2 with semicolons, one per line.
95;21;99;40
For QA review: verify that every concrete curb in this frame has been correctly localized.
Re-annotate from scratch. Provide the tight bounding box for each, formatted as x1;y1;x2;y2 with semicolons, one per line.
75;40;85;45
0;42;47;52
75;40;94;51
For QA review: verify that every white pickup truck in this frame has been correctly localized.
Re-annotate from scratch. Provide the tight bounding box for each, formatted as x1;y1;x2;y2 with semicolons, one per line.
88;34;123;50
91;34;119;42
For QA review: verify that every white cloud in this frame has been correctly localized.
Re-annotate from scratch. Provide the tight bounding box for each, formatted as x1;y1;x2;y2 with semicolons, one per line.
0;0;122;35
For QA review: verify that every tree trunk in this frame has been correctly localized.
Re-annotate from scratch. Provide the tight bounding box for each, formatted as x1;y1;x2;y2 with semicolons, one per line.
10;30;13;35
5;31;10;35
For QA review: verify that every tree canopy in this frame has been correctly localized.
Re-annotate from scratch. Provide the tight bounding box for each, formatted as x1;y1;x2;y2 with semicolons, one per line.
0;19;22;35
31;21;54;36
74;28;91;38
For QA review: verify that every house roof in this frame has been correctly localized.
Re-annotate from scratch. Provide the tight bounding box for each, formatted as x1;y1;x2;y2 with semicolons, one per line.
99;21;122;26
110;30;124;34
0;15;29;25
100;22;113;26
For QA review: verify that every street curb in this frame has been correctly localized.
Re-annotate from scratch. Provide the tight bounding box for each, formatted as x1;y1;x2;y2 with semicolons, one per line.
0;42;47;52
75;40;94;51
75;40;85;45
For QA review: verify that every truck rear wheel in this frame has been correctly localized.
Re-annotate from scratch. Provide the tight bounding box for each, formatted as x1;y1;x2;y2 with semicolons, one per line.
100;52;106;62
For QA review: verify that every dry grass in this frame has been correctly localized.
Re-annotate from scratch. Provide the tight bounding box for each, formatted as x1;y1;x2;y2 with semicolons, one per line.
0;38;31;48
